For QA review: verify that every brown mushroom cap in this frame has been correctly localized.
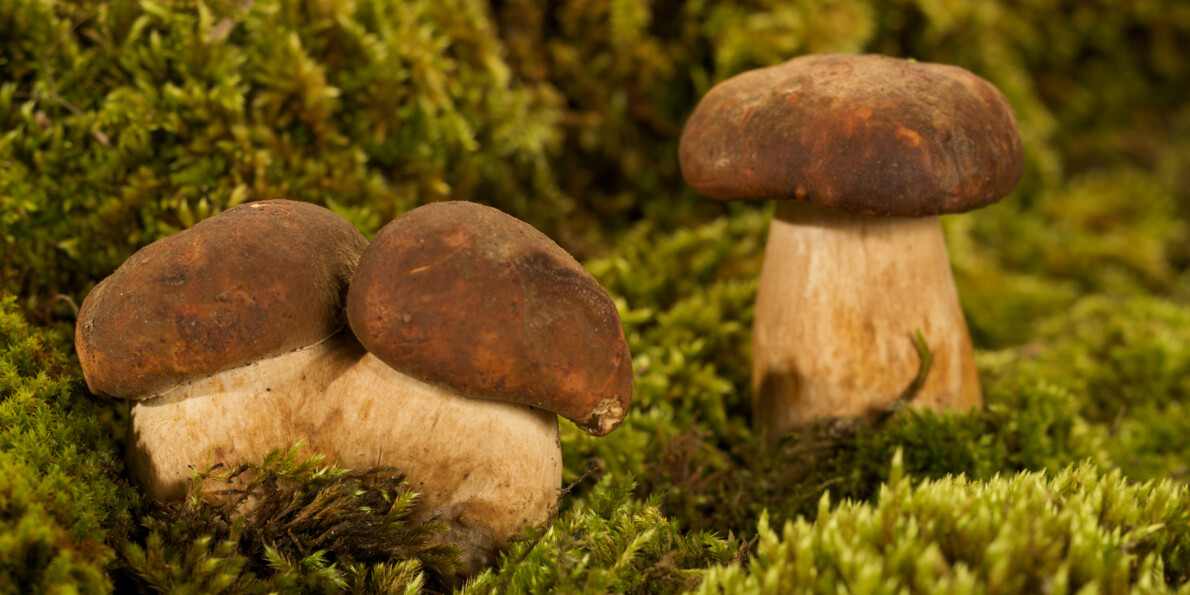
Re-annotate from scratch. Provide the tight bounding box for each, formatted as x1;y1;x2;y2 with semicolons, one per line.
76;200;368;399
679;53;1024;216
346;201;633;437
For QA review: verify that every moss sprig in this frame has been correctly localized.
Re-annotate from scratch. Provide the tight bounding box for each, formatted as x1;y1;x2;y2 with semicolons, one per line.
695;452;1190;594
466;477;740;594
122;444;462;594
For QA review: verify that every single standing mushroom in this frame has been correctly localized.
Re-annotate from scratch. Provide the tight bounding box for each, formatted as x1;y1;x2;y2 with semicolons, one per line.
75;200;369;497
679;53;1023;448
343;200;634;572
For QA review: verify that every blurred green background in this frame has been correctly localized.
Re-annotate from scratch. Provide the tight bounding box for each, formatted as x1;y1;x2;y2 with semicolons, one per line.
3;0;1190;592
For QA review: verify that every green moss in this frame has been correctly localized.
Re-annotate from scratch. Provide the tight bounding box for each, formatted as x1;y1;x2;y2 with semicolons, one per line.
4;0;1190;591
1107;401;1190;484
948;168;1187;348
1;0;563;318
122;444;461;593
989;295;1190;482
557;185;1182;542
695;454;1190;594
0;295;136;593
7;0;1189;321
1027;295;1190;422
560;208;766;485
466;478;740;594
635;358;1105;539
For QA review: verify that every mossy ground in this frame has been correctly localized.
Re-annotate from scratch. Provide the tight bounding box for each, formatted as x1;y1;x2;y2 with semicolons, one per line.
3;0;1190;592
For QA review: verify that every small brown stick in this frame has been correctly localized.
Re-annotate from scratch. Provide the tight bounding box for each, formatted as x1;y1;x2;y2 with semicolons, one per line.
53;294;80;318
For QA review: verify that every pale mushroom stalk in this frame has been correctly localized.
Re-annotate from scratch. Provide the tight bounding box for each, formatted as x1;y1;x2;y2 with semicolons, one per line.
330;348;561;574
753;200;980;445
128;338;360;501
131;332;561;575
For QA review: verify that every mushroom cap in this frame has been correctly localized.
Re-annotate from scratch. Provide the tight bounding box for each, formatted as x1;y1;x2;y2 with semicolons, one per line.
76;200;368;399
679;53;1024;216
346;201;633;436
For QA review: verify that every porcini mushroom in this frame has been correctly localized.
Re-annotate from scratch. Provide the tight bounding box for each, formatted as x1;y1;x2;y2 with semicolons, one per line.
78;199;632;574
342;200;633;572
679;53;1023;448
75;199;369;497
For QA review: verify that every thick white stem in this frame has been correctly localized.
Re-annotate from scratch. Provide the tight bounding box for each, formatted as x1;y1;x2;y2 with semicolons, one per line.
130;332;561;574
128;335;359;499
327;349;560;573
752;200;981;449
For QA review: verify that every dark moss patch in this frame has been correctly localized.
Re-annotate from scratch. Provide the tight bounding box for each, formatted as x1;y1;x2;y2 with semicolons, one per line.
122;444;462;594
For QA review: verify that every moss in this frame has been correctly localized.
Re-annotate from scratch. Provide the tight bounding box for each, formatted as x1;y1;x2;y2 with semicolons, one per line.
634;358;1105;539
3;0;1190;592
995;295;1190;482
466;478;740;594
695;454;1190;594
1;0;564;319
1107;401;1190;484
947;167;1187;349
1026;295;1190;422
0;295;136;593
556;174;1184;542
122;444;462;593
7;0;1190;321
559;207;766;486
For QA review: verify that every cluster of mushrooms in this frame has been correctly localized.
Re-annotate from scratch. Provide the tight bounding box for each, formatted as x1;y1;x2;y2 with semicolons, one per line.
76;200;632;573
75;53;1022;574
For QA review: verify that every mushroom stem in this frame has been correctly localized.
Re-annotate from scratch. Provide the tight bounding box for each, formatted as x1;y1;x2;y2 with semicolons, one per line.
752;200;982;449
128;336;361;501
328;349;561;575
130;332;561;574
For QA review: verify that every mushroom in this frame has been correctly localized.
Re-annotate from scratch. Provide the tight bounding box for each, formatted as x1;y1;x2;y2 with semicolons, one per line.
77;199;633;574
342;200;634;572
678;53;1023;448
75;199;369;497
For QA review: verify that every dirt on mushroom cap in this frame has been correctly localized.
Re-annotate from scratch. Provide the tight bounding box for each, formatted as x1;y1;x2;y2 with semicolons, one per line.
679;53;1024;217
75;200;368;399
346;201;633;437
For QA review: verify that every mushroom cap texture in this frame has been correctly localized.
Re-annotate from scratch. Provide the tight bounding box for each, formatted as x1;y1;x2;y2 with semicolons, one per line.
346;201;633;436
76;200;368;399
679;53;1024;216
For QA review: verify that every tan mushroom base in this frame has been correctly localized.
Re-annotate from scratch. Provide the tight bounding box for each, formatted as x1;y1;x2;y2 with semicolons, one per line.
752;200;982;449
129;332;562;574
